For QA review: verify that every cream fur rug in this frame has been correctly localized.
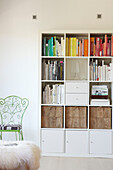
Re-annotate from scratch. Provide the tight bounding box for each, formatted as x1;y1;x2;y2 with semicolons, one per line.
0;141;40;170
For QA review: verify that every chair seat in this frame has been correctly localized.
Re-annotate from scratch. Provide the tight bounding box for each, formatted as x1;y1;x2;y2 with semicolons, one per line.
0;124;22;130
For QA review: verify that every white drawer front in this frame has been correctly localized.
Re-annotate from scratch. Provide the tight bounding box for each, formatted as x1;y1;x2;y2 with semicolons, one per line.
66;82;88;93
66;94;88;105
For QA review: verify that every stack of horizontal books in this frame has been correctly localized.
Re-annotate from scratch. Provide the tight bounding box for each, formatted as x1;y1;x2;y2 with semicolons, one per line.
91;85;110;105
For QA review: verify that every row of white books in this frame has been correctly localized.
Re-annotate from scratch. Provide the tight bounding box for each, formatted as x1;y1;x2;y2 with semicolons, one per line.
42;60;64;80
43;84;64;104
90;60;112;81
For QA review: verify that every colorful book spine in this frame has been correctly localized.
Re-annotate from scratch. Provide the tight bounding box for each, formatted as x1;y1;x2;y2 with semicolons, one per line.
96;37;100;56
90;37;94;56
74;37;76;56
72;38;74;56
100;38;102;56
93;62;95;81
66;37;68;56
109;40;111;56
80;41;82;56
62;62;64;80
76;39;78;56
61;37;64;56
82;39;84;56
50;37;53;56
48;39;50;56
95;60;98;81
111;35;113;56
43;37;46;56
104;34;107;56
60;61;63;80
94;38;96;56
68;38;70;56
46;44;48;56
54;36;56;56
70;38;72;56
84;39;88;56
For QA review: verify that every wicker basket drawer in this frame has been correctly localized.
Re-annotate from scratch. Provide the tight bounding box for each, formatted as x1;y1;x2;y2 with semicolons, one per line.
41;106;64;128
65;106;87;128
89;107;112;129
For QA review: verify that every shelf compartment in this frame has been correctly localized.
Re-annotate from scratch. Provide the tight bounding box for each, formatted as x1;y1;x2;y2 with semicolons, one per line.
66;33;88;57
89;82;112;105
90;33;112;57
42;33;64;56
65;106;88;129
42;82;64;104
66;58;88;80
89;106;112;129
89;58;112;82
42;58;64;81
41;106;64;128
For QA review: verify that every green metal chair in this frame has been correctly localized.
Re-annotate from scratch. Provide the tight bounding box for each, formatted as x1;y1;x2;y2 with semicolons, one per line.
0;95;29;140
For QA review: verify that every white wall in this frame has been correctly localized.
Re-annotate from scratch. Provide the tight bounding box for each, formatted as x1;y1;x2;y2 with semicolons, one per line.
0;0;113;145
0;0;39;143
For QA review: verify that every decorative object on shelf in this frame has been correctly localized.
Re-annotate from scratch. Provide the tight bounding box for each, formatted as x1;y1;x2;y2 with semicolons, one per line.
0;95;29;140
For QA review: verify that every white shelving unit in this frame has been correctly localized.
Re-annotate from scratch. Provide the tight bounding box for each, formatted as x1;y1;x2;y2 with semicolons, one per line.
39;31;113;157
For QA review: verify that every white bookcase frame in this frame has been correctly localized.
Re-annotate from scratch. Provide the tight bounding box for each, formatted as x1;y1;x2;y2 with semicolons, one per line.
39;30;113;157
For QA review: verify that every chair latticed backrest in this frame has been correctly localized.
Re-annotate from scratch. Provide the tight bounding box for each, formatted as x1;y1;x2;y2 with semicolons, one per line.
0;96;29;126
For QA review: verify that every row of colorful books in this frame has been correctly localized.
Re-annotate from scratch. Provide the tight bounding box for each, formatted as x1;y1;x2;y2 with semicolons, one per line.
42;84;64;104
90;59;112;81
42;60;64;80
42;37;65;56
66;37;88;56
90;35;113;56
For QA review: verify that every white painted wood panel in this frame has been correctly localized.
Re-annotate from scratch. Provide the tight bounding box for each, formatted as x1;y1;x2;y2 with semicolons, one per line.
90;131;112;154
66;131;88;155
41;130;64;153
66;94;88;105
66;82;88;93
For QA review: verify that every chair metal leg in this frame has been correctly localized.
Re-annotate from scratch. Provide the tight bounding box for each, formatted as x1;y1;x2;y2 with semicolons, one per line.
0;132;2;140
19;131;20;140
21;131;24;140
15;132;17;141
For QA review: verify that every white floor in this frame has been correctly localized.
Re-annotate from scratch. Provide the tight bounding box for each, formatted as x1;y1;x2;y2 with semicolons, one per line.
40;156;113;170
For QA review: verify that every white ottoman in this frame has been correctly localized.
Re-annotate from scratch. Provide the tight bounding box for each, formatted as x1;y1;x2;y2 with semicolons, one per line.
0;141;40;170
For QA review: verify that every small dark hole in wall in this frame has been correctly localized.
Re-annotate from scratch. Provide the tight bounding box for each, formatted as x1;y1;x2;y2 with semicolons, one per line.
97;14;102;19
32;15;37;19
